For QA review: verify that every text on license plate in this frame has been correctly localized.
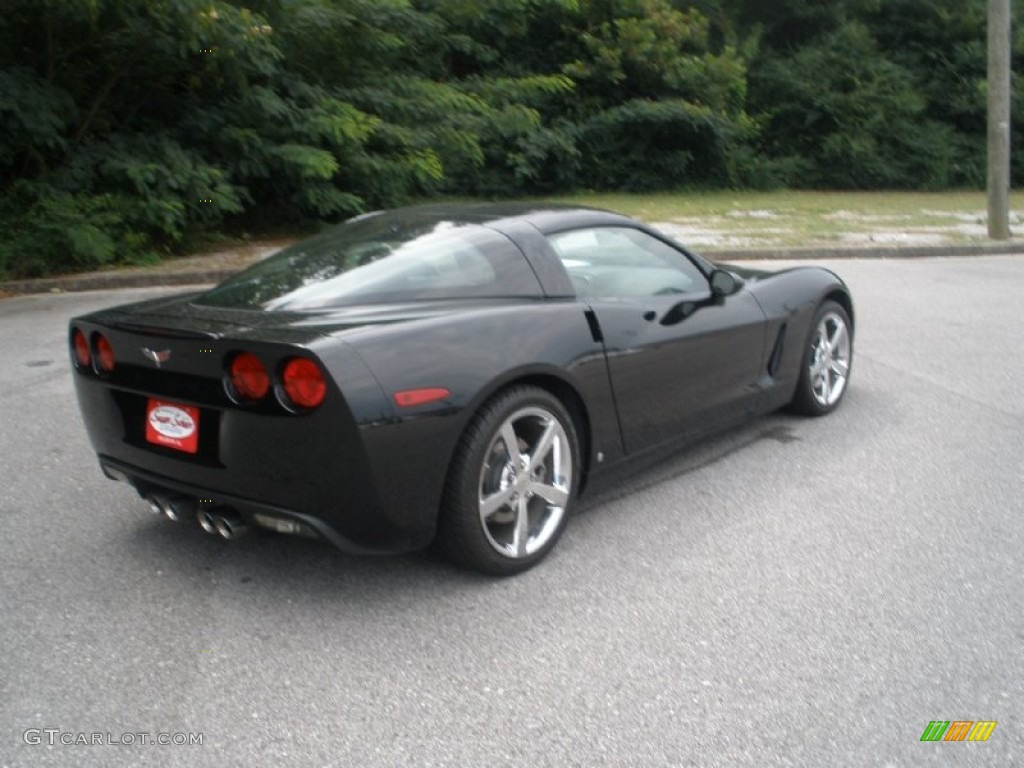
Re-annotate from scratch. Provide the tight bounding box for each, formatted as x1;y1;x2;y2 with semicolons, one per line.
145;399;200;454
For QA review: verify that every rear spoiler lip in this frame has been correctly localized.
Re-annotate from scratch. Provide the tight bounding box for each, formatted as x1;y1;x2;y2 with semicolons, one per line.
107;320;219;340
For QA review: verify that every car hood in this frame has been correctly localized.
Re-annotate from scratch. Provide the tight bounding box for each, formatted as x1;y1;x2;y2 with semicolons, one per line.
714;262;781;283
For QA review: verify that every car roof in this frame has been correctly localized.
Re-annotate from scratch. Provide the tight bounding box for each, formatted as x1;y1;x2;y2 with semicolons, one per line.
352;202;636;234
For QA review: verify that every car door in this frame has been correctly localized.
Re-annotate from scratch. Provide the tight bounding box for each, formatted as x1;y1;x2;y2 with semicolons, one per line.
546;226;768;455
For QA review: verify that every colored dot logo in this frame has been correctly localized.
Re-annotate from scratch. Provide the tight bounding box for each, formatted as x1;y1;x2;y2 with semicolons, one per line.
921;720;997;742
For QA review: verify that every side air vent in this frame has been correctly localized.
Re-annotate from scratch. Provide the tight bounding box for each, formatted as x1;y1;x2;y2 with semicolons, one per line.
584;309;604;343
767;324;787;377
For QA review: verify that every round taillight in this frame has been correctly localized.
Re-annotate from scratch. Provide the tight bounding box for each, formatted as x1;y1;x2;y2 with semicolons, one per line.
72;329;90;368
230;353;270;401
281;357;326;409
95;333;115;372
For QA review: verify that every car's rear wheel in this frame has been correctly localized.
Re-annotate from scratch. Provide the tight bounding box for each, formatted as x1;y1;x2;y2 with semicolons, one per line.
438;386;579;576
789;300;853;416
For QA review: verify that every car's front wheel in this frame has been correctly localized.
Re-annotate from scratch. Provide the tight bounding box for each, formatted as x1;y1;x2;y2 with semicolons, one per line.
789;300;853;416
438;386;579;576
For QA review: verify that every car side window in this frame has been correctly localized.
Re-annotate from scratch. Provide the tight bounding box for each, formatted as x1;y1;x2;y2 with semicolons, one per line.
546;227;708;298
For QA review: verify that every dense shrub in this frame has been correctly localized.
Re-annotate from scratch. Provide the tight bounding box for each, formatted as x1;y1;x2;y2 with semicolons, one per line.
0;0;1017;278
748;22;960;189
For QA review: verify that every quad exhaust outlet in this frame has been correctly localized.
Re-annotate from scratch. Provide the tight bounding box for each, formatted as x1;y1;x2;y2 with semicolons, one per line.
144;493;249;539
198;507;249;540
197;506;219;535
144;494;195;522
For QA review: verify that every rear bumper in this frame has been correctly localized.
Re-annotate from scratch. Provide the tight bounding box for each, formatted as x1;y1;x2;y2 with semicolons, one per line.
98;455;410;554
73;372;440;555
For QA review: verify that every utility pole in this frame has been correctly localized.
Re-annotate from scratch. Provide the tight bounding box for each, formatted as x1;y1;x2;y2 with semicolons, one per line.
988;0;1012;240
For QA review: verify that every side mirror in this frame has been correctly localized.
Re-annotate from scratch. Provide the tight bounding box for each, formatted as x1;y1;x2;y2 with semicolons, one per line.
710;269;741;298
659;270;742;326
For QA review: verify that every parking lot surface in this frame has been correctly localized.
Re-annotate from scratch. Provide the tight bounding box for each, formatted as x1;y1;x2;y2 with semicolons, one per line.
1;255;1022;767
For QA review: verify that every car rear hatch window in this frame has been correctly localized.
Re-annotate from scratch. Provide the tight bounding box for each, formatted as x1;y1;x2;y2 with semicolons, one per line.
196;213;543;310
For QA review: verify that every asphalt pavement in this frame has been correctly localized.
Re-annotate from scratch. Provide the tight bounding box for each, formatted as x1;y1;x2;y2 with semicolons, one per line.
1;255;1022;767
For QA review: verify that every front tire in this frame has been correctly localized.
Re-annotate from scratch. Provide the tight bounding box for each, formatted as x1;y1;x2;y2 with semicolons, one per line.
789;300;853;416
437;386;579;576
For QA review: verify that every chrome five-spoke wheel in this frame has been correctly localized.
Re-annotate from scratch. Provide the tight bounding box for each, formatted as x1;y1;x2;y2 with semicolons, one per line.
438;386;579;575
808;310;851;407
791;300;854;416
478;406;572;559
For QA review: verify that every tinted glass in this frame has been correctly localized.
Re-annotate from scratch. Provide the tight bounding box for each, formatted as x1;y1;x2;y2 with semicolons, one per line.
547;227;707;298
198;213;542;310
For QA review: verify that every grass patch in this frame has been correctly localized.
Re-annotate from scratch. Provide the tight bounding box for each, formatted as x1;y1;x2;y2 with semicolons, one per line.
541;190;1024;250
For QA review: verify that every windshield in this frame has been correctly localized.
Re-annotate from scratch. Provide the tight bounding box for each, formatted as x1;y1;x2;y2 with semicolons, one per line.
197;213;543;310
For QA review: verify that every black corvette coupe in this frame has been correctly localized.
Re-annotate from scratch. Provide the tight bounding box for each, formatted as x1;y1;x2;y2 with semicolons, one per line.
70;203;853;574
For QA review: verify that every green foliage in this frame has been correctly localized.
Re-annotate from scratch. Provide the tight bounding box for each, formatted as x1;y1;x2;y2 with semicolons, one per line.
561;0;751;191
0;181;154;278
567;0;744;112
579;100;720;190
859;0;988;185
750;22;958;188
0;0;1013;279
739;0;1001;189
0;0;288;276
0;67;78;166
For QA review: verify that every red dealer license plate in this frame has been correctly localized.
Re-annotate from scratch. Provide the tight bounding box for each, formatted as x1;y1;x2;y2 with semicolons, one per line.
145;399;200;454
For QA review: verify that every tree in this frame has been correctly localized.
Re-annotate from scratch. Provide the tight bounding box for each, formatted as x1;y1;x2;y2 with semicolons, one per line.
563;0;753;189
1;0;1016;279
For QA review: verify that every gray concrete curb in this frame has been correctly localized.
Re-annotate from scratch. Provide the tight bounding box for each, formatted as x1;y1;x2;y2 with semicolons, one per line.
3;241;1024;296
707;241;1024;262
0;270;234;295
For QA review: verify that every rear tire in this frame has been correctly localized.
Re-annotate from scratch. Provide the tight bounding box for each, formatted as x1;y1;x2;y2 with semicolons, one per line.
789;300;853;416
437;386;579;576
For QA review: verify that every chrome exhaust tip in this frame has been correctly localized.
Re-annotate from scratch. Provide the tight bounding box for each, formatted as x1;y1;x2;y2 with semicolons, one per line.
213;511;249;540
144;495;164;515
197;507;219;535
148;494;179;521
161;497;179;521
163;496;196;523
